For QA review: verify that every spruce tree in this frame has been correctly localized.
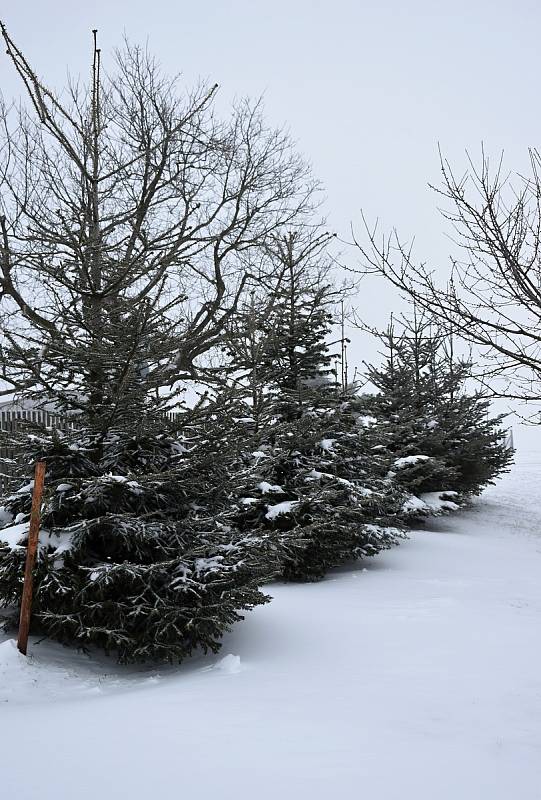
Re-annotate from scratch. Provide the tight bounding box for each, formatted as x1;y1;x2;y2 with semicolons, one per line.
229;232;405;581
0;29;315;662
0;404;280;663
358;312;513;510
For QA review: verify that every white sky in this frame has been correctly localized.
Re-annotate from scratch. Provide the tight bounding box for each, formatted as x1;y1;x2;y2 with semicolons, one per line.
1;0;540;375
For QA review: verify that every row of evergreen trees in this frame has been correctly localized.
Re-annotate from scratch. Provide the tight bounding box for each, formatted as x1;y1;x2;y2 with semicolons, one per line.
0;234;512;663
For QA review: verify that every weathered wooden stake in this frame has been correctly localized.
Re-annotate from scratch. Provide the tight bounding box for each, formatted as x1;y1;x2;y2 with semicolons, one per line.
17;461;46;656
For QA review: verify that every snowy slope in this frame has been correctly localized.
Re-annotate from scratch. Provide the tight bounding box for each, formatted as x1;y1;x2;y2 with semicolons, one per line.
1;427;540;800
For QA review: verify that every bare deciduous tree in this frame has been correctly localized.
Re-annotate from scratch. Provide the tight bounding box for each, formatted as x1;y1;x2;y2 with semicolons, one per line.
353;148;541;411
0;24;316;432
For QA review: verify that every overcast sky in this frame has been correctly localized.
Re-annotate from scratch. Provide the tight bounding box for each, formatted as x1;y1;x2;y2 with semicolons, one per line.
1;0;540;372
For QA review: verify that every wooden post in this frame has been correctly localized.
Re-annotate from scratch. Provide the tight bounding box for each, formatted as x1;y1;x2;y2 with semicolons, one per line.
17;461;46;656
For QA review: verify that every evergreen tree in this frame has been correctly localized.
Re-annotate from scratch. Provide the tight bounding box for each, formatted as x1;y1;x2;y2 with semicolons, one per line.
0;405;281;663
358;312;513;508
257;233;338;420
0;29;315;662
235;404;406;582
228;232;405;581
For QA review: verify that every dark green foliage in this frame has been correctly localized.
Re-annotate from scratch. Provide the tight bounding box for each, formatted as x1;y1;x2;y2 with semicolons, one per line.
0;415;281;663
359;313;513;499
234;407;405;581
0;226;515;663
0;520;272;663
256;232;338;421
388;454;455;494
423;394;512;495
226;234;406;581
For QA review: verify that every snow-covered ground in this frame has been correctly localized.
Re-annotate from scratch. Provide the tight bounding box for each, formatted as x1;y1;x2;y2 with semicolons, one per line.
1;426;541;800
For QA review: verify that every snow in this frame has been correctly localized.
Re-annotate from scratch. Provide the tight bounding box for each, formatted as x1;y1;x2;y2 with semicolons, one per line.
0;523;72;556
402;490;460;514
265;500;300;519
0;522;30;550
0;426;540;799
318;438;335;452
402;494;430;512
305;468;329;480
393;454;430;468
194;555;226;575
356;414;378;427
212;653;243;674
44;530;74;557
14;481;34;493
257;481;284;494
305;468;353;487
420;490;461;512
